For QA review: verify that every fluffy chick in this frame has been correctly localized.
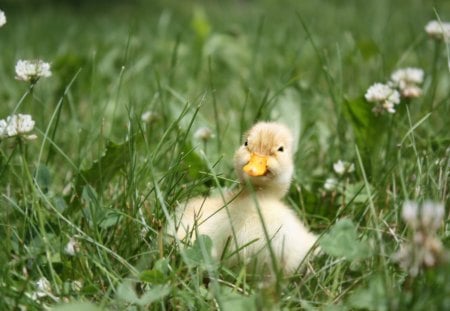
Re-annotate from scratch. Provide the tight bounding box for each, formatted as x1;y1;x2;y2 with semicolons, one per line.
172;122;317;276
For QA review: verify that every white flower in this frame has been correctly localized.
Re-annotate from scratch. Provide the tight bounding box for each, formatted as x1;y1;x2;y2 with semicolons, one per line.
425;20;450;41
394;200;448;276
15;59;52;82
194;127;213;141
391;68;424;85
333;160;355;176
0;114;36;140
14;114;35;134
365;83;399;103
26;276;59;302
401;200;444;231
36;277;51;293
323;177;338;191
365;83;401;114
0;10;6;28
2;114;37;140
333;160;345;175
64;237;79;256
141;110;159;124
401;201;419;226
71;280;83;292
390;68;424;98
0;119;7;138
36;277;52;297
5;116;19;137
399;85;422;98
420;200;445;230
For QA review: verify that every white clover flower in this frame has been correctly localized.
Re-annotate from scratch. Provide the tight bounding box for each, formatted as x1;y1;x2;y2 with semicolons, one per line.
425;20;450;41
64;237;79;256
15;114;34;134
194;126;213;141
333;160;345;175
401;200;419;226
420;200;445;230
323;177;338;191
365;83;401;114
391;68;424;85
15;59;52;82
26;276;59;302
1;114;36;140
401;200;444;232
0;119;7;138
333;160;355;176
0;10;6;28
399;85;422;98
390;68;424;98
394;200;448;277
5;116;18;137
71;280;83;292
365;83;399;103
141;110;159;124
32;277;52;299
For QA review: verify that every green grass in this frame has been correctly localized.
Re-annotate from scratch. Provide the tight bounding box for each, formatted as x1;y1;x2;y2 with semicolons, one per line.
1;0;449;309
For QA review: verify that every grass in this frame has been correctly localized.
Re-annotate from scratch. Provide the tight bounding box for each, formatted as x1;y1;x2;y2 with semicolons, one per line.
0;0;449;309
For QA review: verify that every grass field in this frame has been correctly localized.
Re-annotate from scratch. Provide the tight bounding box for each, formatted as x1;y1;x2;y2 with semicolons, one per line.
1;0;449;310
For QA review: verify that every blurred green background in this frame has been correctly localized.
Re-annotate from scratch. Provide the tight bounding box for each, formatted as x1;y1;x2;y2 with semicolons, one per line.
1;0;449;309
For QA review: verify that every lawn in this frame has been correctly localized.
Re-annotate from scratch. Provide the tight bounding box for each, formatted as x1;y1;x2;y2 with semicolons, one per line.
0;0;449;310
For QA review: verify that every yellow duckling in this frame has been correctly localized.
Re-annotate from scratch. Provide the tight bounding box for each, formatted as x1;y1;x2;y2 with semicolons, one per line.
172;122;317;275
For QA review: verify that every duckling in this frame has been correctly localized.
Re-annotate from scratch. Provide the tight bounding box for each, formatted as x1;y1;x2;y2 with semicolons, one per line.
172;122;317;276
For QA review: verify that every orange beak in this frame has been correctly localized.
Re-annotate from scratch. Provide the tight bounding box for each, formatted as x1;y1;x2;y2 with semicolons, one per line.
243;153;268;177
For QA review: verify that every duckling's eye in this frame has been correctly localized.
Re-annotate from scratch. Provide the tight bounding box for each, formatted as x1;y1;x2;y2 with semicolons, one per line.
244;140;248;147
277;146;284;152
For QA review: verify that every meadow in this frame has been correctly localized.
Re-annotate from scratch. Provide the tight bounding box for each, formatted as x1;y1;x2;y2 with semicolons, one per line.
0;0;449;309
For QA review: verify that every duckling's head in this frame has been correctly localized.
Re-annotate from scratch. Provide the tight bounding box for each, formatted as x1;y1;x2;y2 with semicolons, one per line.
234;122;294;197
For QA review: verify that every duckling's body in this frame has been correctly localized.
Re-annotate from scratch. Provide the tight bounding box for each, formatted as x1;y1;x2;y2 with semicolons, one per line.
173;122;317;275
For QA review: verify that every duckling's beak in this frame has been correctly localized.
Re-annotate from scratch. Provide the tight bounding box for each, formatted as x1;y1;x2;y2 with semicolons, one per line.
243;153;268;177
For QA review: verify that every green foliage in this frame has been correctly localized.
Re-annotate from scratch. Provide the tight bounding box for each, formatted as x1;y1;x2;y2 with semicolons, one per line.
344;97;383;174
191;7;211;42
219;289;257;311
320;219;372;261
182;234;216;269
0;0;449;310
52;302;102;311
75;140;129;195
139;258;170;285
116;280;171;307
347;275;389;311
35;164;52;193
